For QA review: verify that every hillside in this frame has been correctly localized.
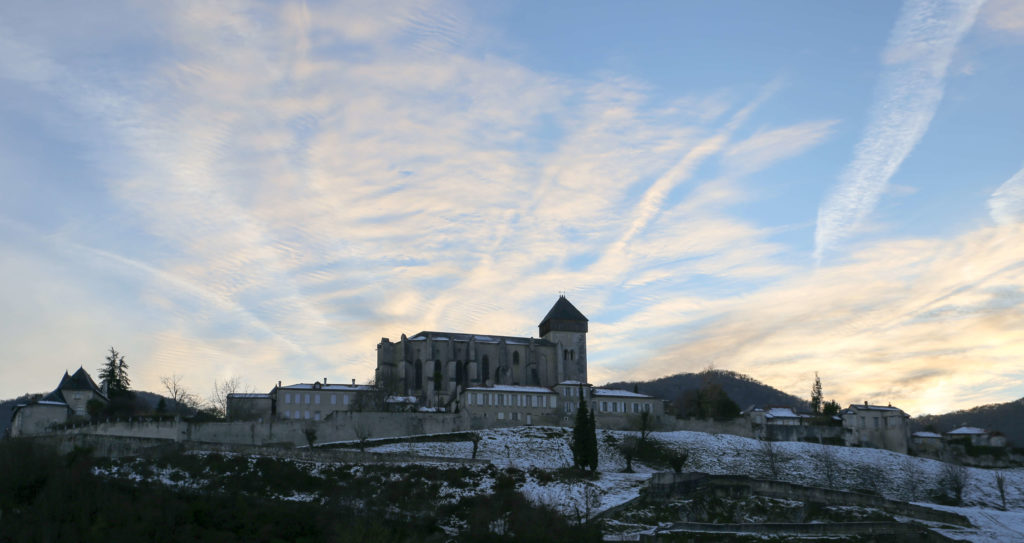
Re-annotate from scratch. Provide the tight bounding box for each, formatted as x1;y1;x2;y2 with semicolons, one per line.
914;397;1024;447
603;369;809;412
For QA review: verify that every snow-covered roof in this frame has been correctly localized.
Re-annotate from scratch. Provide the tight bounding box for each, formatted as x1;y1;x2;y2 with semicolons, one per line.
464;384;555;394
913;431;943;439
764;407;805;419
555;380;590;386
277;383;374;391
385;395;418;403
227;393;271;399
946;426;988;435
36;400;69;406
592;388;653;399
846;404;906;413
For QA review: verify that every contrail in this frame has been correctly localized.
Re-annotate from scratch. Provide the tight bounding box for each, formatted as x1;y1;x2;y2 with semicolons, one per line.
814;0;985;263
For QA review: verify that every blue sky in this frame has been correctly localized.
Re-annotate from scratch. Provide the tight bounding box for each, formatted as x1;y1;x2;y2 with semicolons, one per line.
2;0;1023;415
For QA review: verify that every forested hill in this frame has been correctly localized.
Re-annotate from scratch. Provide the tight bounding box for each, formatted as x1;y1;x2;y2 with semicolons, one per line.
913;398;1024;447
603;369;809;411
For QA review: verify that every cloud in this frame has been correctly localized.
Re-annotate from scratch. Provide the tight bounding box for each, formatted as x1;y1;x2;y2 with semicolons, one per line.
989;164;1024;224
981;0;1024;34
813;0;985;262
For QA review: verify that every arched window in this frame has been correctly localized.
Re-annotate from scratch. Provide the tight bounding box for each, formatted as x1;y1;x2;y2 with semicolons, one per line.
414;360;423;390
530;367;539;386
433;361;443;391
512;351;520;365
455;360;465;387
570;350;575;361
563;349;568;360
494;367;501;385
481;355;490;383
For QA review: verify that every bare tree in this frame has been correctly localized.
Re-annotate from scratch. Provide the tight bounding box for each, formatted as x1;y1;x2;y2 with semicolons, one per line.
900;456;926;501
354;421;373;452
940;461;970;505
303;426;317;449
995;471;1007;510
160;374;200;414
758;438;787;480
813;440;839;489
209;376;247;419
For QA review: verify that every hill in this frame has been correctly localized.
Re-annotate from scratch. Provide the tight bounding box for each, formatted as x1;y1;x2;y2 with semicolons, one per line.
603;369;809;412
913;397;1024;447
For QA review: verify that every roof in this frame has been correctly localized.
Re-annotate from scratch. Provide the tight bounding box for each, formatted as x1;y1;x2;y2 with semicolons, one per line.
556;380;591;386
764;407;806;419
58;367;107;399
592;388;654;399
845;404;906;413
464;384;555;394
385;395;418;403
277;383;375;391
946;426;988;435
913;431;943;439
408;331;554;347
539;295;588;325
227;393;271;399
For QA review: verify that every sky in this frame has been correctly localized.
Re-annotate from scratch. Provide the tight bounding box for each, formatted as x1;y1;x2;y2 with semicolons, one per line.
1;0;1023;416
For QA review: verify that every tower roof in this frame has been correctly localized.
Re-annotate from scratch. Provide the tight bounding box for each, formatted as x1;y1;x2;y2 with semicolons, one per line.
58;366;106;397
538;295;588;336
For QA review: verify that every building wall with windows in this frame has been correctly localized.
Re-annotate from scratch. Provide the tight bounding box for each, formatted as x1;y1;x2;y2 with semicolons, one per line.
841;403;910;454
460;385;560;426
591;388;664;423
271;381;375;421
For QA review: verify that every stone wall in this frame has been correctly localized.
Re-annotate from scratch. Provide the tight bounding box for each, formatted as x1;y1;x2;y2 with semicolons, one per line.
55;411;473;447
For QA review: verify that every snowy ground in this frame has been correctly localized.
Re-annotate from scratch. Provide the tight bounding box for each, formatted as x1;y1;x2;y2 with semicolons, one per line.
368;426;1024;541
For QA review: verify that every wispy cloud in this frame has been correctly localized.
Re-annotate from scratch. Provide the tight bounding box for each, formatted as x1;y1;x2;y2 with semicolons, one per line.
989;164;1024;224
813;0;985;262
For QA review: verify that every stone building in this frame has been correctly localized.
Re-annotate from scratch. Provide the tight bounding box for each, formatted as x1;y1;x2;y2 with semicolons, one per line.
271;379;376;421
375;295;589;408
841;402;910;454
9;367;108;437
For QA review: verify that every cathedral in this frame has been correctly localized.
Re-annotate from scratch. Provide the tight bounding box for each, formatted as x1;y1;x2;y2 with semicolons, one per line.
375;295;589;406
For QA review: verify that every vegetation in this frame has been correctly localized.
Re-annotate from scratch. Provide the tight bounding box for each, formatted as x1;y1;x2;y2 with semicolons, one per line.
98;347;131;398
810;373;823;415
604;369;809;413
570;386;598;471
673;381;741;420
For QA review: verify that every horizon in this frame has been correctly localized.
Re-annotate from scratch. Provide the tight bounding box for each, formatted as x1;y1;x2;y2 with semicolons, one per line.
2;1;1024;417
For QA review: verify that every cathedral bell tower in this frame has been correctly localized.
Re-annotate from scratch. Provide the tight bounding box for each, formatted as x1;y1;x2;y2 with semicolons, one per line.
538;295;588;383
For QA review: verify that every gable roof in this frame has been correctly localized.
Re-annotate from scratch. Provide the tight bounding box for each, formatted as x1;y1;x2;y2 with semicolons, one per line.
408;331;554;347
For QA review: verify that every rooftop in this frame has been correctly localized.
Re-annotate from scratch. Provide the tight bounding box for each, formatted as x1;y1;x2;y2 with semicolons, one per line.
592;388;654;399
408;331;554;346
946;426;988;435
464;384;555;394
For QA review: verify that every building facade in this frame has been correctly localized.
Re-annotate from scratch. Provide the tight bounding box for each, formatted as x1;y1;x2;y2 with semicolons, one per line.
9;367;108;437
375;296;589;408
842;403;910;454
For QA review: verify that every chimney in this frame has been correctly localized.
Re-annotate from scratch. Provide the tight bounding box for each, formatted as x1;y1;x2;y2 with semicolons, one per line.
351;378;356;385
277;381;281;387
864;400;868;406
323;377;327;385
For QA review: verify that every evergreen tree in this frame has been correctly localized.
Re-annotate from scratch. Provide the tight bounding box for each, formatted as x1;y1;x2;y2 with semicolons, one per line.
586;403;598;472
98;347;131;398
810;372;823;415
571;385;589;470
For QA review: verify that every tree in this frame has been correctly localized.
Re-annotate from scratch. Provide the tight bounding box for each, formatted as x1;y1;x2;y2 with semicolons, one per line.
303;426;318;449
571;385;597;471
98;347;131;398
208;377;246;419
939;461;970;505
810;372;823;415
160;374;200;415
673;383;740;420
822;399;841;417
995;471;1007;510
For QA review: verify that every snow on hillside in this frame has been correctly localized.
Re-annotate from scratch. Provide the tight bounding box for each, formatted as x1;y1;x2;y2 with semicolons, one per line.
369;426;1024;541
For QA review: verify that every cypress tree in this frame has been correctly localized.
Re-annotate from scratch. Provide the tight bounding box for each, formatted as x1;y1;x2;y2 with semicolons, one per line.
571;385;589;470
586;402;598;471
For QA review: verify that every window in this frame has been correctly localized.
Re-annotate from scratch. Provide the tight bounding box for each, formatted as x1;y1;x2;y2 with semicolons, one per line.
482;356;490;383
644;403;650;412
873;417;879;429
531;396;538;408
550;397;556;408
602;401;608;412
415;360;423;389
512;351;520;365
498;412;504;420
285;393;291;404
343;394;350;406
331;395;336;405
314;412;321;421
633;403;639;413
305;394;310;404
315;395;320;404
304;410;310;419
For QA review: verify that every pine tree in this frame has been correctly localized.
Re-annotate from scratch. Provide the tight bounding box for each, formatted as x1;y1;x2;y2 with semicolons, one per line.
571;385;589;470
99;347;131;398
811;372;823;415
586;403;598;472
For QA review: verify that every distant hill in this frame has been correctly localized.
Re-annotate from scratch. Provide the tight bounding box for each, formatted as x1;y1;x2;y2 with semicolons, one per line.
603;369;809;413
913;398;1024;447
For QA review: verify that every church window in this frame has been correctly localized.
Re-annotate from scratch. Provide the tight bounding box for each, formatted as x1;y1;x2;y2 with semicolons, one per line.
482;356;490;383
530;367;539;386
563;349;568;360
456;361;465;387
512;351;520;365
415;360;423;389
433;361;443;391
494;367;501;385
